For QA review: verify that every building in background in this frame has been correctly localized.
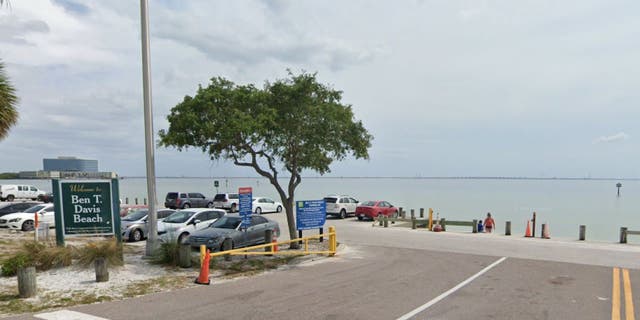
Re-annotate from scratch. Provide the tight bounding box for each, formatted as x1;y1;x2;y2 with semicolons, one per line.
43;156;98;172
18;157;115;179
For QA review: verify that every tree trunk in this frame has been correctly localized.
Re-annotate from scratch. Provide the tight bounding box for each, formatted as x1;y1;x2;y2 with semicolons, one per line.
284;199;299;249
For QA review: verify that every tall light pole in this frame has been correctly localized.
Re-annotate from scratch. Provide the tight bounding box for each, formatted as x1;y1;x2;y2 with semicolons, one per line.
140;0;159;256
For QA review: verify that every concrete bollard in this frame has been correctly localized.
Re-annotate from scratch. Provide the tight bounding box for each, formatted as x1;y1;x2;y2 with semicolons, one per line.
383;216;389;228
579;225;586;241
95;257;109;282
378;216;383;226
620;227;628;244
505;221;511;236
399;207;404;219
223;237;233;261
410;209;415;219
17;266;36;298
135;198;139;205
144;198;147;205
125;197;129;204
412;216;416;229
179;243;192;268
441;218;446;231
541;223;546;238
472;219;478;233
420;208;424;218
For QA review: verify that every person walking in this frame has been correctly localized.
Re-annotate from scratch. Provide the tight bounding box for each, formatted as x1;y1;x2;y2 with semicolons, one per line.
484;212;495;233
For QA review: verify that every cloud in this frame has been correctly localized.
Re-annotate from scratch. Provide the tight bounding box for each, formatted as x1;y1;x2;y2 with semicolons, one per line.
51;0;90;16
593;132;630;144
0;15;49;45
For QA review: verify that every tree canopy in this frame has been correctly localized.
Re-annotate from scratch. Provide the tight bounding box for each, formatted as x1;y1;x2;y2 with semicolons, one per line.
159;71;373;243
0;61;18;141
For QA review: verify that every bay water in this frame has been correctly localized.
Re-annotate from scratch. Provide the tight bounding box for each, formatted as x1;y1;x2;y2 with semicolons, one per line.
4;178;637;243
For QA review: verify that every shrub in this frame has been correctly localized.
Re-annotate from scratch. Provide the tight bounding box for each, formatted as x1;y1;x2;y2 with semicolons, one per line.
151;241;181;267
0;241;73;276
74;240;123;268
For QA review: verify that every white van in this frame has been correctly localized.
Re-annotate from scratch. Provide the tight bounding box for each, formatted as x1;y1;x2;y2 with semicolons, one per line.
0;185;47;202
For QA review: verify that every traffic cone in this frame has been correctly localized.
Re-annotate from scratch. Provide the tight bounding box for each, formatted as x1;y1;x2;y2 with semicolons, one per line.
542;223;550;239
272;235;279;253
195;249;211;285
524;220;532;237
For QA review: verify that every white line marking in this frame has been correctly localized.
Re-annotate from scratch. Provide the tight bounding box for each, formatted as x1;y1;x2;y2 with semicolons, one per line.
34;310;110;320
396;256;508;320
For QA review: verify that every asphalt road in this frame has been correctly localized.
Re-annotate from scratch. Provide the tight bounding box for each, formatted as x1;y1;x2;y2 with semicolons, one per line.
10;214;640;320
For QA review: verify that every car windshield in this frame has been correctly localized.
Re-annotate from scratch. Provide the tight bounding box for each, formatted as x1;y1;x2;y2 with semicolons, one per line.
360;201;377;206
122;209;148;221
163;210;196;223
209;216;242;229
24;205;46;213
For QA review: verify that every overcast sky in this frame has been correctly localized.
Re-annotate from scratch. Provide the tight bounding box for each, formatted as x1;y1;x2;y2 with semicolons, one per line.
0;0;638;178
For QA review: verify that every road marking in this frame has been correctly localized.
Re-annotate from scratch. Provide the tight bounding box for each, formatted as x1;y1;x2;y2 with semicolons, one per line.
396;256;507;320
35;310;110;320
613;267;621;320
623;269;635;320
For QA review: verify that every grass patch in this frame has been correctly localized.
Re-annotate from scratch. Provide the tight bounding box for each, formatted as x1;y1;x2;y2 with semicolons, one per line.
150;241;181;267
74;240;123;268
1;241;73;276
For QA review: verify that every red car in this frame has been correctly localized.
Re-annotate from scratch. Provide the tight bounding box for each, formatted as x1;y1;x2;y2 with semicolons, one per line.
355;200;398;221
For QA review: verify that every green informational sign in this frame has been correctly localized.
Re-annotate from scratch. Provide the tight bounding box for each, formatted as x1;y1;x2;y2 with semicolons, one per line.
53;179;121;245
214;180;219;188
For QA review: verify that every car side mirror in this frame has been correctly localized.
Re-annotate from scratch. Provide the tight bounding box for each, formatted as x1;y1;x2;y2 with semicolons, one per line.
192;219;201;225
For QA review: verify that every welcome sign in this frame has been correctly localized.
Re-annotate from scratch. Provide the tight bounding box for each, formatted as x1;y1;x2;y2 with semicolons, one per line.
53;179;121;245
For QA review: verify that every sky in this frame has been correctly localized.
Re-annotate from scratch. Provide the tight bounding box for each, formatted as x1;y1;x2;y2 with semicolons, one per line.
0;0;638;178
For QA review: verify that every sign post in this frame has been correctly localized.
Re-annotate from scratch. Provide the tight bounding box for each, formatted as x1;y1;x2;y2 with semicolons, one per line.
238;187;252;229
214;180;219;194
296;200;326;240
53;179;121;246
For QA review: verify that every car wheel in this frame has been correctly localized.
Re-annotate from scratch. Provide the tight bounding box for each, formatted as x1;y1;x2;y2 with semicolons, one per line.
339;209;347;219
207;202;214;208
231;204;237;213
178;233;189;244
130;229;143;242
7;195;14;202
31;198;37;201
276;205;282;213
22;220;34;231
255;207;262;214
183;203;191;209
357;216;363;221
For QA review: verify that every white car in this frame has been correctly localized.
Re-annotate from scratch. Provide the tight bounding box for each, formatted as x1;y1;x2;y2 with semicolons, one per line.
0;184;47;202
0;203;55;231
157;208;226;243
324;195;359;219
252;197;283;214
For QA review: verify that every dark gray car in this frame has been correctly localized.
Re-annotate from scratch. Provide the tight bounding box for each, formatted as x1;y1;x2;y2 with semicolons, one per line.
164;192;214;209
188;214;280;251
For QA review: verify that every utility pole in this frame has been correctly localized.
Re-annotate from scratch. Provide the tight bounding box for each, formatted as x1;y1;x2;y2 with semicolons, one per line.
140;0;159;256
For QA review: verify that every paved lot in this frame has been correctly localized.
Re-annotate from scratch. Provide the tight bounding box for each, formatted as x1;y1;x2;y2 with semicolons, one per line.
7;214;640;320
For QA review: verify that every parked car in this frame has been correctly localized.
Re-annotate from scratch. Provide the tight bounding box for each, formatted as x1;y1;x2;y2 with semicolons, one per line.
164;192;214;209
213;193;239;212
188;214;280;251
252;197;283;214
120;204;148;217
0;203;55;231
355;200;398;221
157;208;226;244
0;184;47;201
121;208;175;242
0;201;41;218
37;192;54;203
324;195;359;219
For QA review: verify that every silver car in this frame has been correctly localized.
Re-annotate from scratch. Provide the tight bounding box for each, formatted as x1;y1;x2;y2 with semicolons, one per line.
188;214;280;251
121;208;175;242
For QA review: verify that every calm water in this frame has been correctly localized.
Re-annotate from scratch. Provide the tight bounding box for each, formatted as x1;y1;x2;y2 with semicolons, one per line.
4;178;637;243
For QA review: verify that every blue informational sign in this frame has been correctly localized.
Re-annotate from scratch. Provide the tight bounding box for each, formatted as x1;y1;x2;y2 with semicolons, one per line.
296;200;326;230
239;187;252;228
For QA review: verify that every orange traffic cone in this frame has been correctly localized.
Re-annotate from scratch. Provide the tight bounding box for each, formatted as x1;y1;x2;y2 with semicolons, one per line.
542;223;550;239
524;220;532;237
195;249;211;285
272;235;279;253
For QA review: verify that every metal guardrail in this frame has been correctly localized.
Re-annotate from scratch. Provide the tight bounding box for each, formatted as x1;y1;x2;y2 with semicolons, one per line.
200;226;337;265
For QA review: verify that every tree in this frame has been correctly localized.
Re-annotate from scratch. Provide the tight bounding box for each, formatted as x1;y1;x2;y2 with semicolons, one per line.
0;60;18;141
159;71;373;246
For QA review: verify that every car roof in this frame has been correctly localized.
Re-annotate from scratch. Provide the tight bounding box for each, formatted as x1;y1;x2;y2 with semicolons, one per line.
178;208;225;213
